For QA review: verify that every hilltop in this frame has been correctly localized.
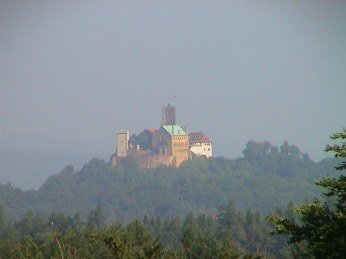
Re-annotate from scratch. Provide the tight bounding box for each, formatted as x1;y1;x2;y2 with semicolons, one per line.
0;140;338;222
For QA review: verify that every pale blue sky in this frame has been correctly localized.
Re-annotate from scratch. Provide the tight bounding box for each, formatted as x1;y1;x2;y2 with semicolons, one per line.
1;1;345;163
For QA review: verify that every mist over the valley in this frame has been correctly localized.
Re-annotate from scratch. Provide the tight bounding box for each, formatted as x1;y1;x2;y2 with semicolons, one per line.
0;2;345;257
1;2;345;189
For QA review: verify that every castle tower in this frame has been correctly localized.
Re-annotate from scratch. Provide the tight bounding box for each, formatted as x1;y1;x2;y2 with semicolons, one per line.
162;103;176;125
116;130;129;157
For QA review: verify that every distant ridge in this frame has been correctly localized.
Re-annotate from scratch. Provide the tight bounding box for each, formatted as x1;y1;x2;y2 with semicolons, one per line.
0;141;339;222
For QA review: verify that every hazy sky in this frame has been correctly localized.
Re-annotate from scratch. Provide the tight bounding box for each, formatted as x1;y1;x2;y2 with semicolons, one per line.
1;1;345;163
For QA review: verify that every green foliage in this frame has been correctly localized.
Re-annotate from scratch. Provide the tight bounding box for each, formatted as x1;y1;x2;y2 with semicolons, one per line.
180;226;220;258
325;129;346;170
96;220;164;258
0;141;339;224
12;210;47;237
129;131;154;151
0;205;4;233
87;206;106;231
20;235;43;258
0;202;295;258
0;138;331;257
270;128;346;258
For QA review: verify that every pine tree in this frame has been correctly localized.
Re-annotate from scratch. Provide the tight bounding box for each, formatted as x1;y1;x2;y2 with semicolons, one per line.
270;128;346;258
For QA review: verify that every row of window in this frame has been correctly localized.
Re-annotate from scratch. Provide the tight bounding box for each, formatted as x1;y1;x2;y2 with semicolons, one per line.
174;136;187;140
192;142;211;146
173;142;188;147
174;149;188;153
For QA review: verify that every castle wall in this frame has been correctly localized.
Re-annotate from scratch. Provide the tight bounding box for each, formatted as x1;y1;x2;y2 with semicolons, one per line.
190;142;212;158
171;135;189;165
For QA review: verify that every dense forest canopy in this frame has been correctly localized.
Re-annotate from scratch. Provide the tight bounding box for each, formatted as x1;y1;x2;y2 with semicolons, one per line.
0;141;338;223
0;200;296;258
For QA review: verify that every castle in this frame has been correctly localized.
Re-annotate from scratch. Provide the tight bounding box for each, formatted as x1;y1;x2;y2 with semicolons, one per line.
110;104;212;168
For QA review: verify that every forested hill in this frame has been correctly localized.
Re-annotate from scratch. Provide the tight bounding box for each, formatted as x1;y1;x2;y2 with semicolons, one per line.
0;141;339;222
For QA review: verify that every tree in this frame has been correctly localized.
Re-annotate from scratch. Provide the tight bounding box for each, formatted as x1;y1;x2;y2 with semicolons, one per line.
20;235;43;258
13;210;47;237
242;141;272;163
270;128;346;258
87;206;106;231
217;202;246;247
0;205;4;233
97;220;164;258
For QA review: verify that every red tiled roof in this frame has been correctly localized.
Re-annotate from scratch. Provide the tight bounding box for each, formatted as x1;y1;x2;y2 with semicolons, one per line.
144;129;158;134
189;132;211;144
